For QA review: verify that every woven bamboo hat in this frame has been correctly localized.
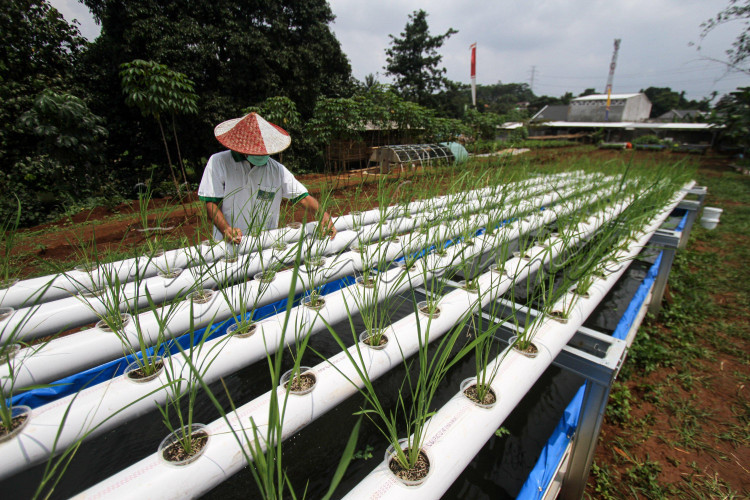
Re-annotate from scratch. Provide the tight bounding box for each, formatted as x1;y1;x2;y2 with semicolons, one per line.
214;112;291;155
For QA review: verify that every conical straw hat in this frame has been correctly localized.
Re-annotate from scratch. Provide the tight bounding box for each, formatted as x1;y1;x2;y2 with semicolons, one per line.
214;112;291;155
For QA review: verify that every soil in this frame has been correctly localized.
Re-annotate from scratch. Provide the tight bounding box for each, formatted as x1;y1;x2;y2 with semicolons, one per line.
363;334;388;347
513;341;539;356
463;384;497;406
0;413;28;440
161;430;209;463
126;360;164;381
230;323;257;338
285;373;316;393
388;449;430;483
418;304;440;317
189;290;214;304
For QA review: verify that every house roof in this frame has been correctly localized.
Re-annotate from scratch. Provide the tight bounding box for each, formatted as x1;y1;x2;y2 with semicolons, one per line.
530;104;569;122
533;121;717;130
571;93;642;102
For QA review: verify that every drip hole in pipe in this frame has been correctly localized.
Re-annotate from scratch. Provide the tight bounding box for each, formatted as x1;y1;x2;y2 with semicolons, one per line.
356;275;376;289
549;310;568;324
254;271;277;284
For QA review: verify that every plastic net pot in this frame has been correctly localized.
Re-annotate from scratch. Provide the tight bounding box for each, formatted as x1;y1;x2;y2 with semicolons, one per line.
96;313;132;332
417;300;440;319
158;423;210;466
460;378;498;409
124;357;165;383
227;321;256;338
280;366;317;395
0;405;31;444
359;330;388;350
509;335;539;359
384;438;432;486
0;307;14;322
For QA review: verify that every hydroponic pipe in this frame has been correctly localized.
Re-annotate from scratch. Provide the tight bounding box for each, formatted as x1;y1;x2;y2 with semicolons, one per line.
3;182;587;389
0;172;579;309
342;182;696;500
0;174;586;342
71;184;629;499
0;182;609;482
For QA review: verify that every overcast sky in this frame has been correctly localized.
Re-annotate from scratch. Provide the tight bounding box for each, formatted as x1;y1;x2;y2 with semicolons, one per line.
51;0;750;102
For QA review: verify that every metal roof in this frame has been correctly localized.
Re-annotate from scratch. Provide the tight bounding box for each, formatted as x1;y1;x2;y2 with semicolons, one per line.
571;93;641;102
533;121;717;130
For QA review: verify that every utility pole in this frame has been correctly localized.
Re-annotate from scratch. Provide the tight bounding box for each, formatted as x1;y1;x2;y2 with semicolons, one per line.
604;39;621;121
529;65;536;94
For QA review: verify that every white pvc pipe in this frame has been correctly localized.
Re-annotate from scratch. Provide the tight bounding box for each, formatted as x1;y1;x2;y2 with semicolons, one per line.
0;173;579;309
71;183;628;499
342;182;695;499
0;175;585;343
0;183;613;482
3;184;587;390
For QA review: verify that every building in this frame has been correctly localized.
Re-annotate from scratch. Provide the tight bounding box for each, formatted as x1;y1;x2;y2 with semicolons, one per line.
567;93;652;122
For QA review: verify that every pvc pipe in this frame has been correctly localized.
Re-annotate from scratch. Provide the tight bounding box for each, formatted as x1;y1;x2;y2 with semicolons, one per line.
0;175;587;343
342;182;695;499
2;183;589;390
0;172;579;309
0;183;613;482
71;184;629;499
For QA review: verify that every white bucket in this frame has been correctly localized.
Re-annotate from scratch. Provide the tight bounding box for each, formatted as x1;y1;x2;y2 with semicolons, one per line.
700;207;723;229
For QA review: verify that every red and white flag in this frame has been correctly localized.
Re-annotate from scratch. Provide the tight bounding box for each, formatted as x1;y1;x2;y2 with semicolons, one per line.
470;43;477;107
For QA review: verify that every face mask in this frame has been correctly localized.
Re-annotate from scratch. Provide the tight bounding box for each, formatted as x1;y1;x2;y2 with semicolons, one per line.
247;155;269;166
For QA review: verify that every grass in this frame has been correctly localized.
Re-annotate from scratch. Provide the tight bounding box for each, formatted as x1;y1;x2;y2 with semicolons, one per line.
587;158;750;499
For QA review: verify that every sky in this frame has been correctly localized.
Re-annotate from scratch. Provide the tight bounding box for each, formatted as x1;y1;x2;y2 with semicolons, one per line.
51;0;750;102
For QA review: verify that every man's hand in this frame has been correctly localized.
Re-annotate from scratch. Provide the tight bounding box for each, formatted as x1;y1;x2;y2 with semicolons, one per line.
320;212;337;239
223;227;243;244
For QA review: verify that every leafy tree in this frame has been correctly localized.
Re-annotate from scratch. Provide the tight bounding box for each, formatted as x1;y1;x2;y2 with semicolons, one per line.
0;0;94;225
699;0;750;74
80;0;353;175
579;88;598;97
120;59;198;190
640;87;709;117
712;86;750;152
384;10;457;107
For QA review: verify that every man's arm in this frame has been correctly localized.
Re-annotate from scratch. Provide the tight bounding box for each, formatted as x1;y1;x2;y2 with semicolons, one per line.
205;201;242;243
298;195;337;239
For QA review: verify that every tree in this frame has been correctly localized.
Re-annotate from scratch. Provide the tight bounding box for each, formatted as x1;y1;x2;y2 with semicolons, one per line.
713;87;750;152
384;10;457;107
0;0;94;225
120;59;199;190
579;88;598;97
640;87;710;117
699;0;750;74
80;0;353;175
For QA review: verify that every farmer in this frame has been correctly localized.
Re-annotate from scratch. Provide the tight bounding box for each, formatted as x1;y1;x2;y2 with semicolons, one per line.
198;112;336;243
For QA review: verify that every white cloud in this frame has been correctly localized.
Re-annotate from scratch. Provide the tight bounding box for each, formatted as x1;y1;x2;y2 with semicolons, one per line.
49;0;750;100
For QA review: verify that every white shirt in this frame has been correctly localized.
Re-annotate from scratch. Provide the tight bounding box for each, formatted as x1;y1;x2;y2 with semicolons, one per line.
198;151;307;240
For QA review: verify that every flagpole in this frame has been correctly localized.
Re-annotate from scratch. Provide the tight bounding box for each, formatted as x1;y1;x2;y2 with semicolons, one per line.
470;43;477;108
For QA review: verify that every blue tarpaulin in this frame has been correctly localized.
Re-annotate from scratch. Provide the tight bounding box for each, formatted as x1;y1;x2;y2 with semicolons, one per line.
11;276;355;409
516;209;687;498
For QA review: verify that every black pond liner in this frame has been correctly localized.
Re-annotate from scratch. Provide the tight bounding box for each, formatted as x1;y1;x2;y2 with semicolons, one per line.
1;247;661;499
